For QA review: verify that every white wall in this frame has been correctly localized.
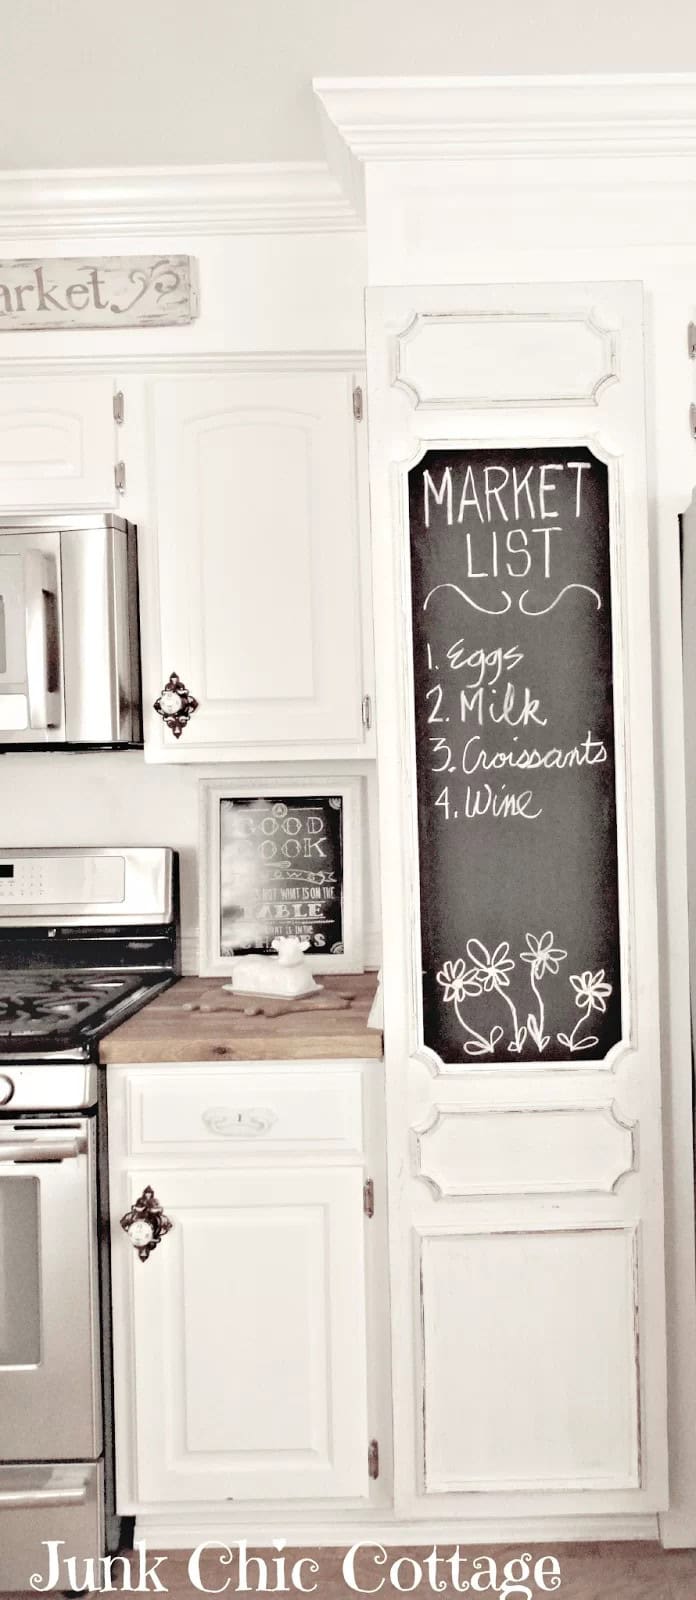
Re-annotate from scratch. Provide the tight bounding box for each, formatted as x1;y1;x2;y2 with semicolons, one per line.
2;0;695;168
0;754;382;971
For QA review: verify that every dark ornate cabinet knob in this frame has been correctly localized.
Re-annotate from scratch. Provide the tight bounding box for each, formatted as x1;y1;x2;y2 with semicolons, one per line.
120;1185;173;1262
153;672;199;739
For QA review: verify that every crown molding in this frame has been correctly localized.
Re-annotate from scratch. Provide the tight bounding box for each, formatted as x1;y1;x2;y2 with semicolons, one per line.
314;73;696;196
0;163;362;239
0;350;365;377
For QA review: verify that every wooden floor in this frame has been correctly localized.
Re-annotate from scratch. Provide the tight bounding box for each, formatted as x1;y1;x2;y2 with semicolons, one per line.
158;1544;696;1598
6;1542;696;1598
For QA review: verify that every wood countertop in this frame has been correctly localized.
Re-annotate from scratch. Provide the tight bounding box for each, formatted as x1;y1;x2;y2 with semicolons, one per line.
99;973;382;1063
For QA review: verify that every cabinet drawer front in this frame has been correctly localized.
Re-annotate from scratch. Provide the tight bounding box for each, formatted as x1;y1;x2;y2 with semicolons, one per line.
124;1066;364;1156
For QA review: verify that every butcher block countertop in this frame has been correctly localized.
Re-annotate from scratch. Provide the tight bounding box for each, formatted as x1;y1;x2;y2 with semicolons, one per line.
99;974;382;1063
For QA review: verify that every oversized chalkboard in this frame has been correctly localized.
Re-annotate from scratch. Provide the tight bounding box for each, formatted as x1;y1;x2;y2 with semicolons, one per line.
219;794;344;957
408;445;621;1064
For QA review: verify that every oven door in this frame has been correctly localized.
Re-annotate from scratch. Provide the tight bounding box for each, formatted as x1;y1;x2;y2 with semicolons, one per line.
0;1117;101;1461
0;1463;104;1591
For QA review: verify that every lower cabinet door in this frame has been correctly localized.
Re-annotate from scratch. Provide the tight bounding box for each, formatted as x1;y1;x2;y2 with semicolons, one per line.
118;1166;370;1503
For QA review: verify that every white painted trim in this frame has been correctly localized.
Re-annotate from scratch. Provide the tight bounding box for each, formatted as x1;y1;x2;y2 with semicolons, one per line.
314;73;696;164
411;1101;637;1199
133;1513;660;1546
0;351;365;375
393;307;619;411
0;164;361;239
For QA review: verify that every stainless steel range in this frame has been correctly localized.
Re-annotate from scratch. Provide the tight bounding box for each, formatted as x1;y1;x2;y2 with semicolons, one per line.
0;847;179;1591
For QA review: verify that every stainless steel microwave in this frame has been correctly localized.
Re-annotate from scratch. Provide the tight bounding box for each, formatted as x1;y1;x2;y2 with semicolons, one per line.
0;514;142;748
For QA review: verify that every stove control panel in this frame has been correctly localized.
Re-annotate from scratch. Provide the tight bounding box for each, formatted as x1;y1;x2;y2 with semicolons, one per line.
0;1065;97;1112
0;848;174;925
0;855;125;906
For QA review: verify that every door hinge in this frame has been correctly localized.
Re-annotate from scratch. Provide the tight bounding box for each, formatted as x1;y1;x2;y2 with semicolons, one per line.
363;1177;374;1218
114;460;126;493
353;385;363;422
690;405;696;441
361;693;372;732
113;390;125;424
368;1439;379;1480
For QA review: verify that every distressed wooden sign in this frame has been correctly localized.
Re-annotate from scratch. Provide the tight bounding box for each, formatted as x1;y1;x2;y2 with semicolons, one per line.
0;256;198;329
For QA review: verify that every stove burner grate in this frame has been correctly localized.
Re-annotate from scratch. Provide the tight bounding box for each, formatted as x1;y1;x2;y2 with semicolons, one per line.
0;971;144;1039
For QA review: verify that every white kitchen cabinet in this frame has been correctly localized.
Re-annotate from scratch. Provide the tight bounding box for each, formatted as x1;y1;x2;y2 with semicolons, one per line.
144;370;374;760
108;1062;374;1514
0;377;119;509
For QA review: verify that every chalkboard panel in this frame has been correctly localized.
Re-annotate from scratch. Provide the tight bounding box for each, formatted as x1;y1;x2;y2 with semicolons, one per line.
219;795;344;957
408;445;621;1065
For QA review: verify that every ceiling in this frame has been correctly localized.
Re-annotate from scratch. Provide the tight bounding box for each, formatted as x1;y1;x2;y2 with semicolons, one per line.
2;0;694;170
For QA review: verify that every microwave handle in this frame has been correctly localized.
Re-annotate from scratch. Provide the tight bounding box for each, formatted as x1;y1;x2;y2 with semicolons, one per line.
24;550;61;730
0;1484;88;1509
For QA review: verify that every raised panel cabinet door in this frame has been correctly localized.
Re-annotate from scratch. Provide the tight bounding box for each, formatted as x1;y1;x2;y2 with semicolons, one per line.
0;378;117;508
148;372;367;756
116;1165;369;1505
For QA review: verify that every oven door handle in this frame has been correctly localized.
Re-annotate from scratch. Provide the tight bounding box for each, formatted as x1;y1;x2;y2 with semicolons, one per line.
0;1135;87;1163
0;1484;88;1509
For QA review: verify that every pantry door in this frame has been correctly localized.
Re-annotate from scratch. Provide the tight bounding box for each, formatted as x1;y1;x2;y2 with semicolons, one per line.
366;282;667;1518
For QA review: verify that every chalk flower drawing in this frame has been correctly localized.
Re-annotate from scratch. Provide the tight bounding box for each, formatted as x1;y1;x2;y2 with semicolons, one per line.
569;969;612;1012
436;959;482;1003
557;968;613;1054
436;934;612;1058
520;930;567;979
520;930;568;1050
465;937;526;1055
465;939;515;991
436;957;501;1056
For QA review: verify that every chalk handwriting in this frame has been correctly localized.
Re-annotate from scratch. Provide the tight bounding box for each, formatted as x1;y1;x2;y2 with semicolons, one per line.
424;582;512;616
519;584;601;616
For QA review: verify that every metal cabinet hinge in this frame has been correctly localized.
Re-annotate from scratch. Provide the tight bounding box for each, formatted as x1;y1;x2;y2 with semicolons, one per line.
114;461;126;494
688;323;696;359
363;1178;374;1218
113;390;125;424
368;1439;379;1480
353;385;363;422
361;693;372;732
690;406;696;441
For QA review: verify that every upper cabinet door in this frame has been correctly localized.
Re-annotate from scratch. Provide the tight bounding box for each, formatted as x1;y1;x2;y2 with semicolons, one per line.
146;372;373;760
0;378;118;509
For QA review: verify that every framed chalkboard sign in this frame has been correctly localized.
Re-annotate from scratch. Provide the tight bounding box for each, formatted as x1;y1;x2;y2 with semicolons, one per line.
199;775;364;975
407;443;623;1066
